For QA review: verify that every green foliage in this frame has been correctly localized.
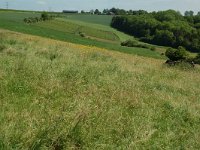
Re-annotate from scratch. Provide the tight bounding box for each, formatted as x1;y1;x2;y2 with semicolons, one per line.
165;46;188;61
94;9;101;15
41;12;49;21
194;53;200;64
111;10;200;53
153;30;176;46
154;10;183;22
0;11;162;59
24;12;55;24
121;40;156;51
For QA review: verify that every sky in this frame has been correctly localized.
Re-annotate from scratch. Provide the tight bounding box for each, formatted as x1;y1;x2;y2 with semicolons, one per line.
0;0;200;13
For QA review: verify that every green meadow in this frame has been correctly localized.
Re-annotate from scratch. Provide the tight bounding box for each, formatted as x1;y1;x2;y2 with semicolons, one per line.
0;11;163;59
0;29;200;149
0;9;200;150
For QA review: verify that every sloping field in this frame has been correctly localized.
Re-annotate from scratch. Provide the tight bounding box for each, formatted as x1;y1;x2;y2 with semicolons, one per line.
0;29;200;149
0;11;163;59
63;14;113;26
36;19;120;42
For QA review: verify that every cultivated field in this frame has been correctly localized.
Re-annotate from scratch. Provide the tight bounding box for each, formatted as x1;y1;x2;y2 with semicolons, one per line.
0;29;200;149
0;11;163;59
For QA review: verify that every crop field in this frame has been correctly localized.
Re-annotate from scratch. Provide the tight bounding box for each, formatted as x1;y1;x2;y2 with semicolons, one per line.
62;14;113;26
0;11;163;59
0;29;200;149
36;19;120;42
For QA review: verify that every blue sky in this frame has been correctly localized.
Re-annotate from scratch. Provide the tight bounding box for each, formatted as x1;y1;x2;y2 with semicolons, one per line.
0;0;200;13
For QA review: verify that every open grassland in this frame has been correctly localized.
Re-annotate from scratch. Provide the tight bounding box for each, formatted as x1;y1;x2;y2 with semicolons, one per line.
36;19;120;42
62;14;113;26
0;29;200;149
57;18;134;42
0;11;163;59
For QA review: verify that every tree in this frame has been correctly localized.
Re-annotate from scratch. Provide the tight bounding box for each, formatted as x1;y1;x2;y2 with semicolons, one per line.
184;10;194;16
94;9;100;15
165;46;188;61
103;9;109;15
111;9;200;53
81;10;85;14
41;12;49;21
90;9;94;14
153;30;175;46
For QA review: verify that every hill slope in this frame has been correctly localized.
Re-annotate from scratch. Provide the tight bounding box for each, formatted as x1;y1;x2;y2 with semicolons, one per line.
0;29;200;149
0;11;163;59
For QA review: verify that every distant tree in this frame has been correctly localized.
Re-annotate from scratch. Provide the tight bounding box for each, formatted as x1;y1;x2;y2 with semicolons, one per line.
153;30;176;46
110;7;117;14
184;10;194;16
132;10;148;15
41;12;49;21
90;9;94;14
81;10;85;14
154;10;182;22
197;12;200;16
165;46;188;61
103;9;109;15
94;9;101;15
128;10;133;15
111;9;200;53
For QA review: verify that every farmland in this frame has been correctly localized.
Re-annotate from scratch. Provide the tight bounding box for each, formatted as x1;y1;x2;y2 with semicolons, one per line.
0;11;163;59
0;8;200;150
0;29;200;149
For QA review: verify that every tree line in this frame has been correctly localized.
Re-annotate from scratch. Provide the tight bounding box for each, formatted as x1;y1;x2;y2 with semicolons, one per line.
111;10;200;53
80;8;148;15
24;12;59;24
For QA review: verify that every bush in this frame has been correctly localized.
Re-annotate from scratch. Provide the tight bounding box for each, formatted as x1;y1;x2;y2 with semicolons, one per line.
121;40;155;50
194;53;200;64
165;46;188;61
41;12;49;21
79;32;86;37
121;40;138;47
24;12;55;24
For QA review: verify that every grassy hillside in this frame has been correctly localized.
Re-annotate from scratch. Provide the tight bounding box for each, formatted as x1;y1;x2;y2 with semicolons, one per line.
0;11;163;59
63;14;112;26
0;29;200;149
36;19;120;42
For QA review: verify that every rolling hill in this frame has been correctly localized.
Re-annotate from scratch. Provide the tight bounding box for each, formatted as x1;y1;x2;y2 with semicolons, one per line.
0;29;200;149
0;11;163;59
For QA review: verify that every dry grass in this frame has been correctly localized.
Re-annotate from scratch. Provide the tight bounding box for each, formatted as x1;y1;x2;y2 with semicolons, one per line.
0;29;200;149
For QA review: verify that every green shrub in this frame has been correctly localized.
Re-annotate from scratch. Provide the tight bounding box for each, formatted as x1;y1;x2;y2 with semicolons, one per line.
165;46;188;61
41;12;49;21
121;40;138;47
194;53;200;64
79;32;86;37
121;40;157;51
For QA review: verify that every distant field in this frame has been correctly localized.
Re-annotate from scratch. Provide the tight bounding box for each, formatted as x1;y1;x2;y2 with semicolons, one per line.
0;29;200;149
62;14;113;26
0;11;163;59
36;19;120;42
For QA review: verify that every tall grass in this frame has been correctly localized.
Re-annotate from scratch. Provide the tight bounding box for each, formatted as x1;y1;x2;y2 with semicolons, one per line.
0;30;200;149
